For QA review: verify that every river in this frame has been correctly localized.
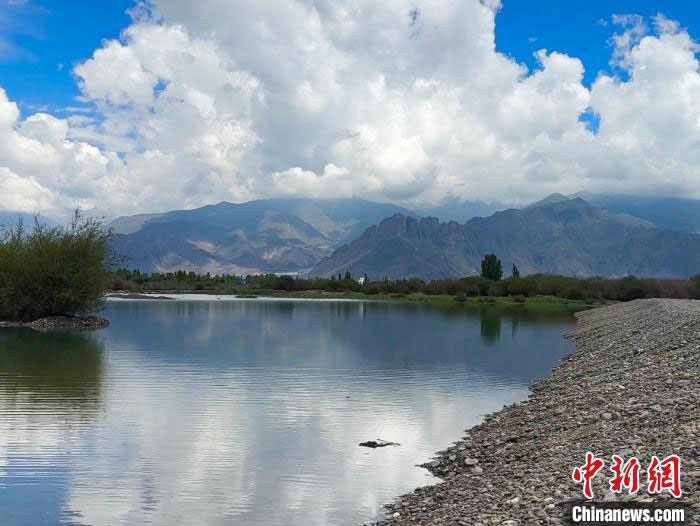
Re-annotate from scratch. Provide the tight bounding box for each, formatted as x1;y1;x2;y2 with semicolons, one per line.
0;298;577;525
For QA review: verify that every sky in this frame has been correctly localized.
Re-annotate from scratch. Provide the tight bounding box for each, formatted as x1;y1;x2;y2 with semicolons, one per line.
1;0;700;219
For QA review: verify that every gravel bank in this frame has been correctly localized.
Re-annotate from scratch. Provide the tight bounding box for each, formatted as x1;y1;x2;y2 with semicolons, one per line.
377;299;699;525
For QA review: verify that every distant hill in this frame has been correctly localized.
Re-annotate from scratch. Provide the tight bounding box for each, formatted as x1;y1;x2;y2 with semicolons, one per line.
527;194;655;228
524;193;569;209
309;199;700;280
110;198;417;274
271;191;700;233
571;193;700;234
430;192;700;233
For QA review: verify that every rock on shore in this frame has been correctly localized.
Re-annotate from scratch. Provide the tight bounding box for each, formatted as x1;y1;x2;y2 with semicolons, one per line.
360;439;401;448
377;299;699;525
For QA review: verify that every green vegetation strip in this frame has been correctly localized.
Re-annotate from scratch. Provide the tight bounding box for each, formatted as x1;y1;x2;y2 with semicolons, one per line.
110;268;700;305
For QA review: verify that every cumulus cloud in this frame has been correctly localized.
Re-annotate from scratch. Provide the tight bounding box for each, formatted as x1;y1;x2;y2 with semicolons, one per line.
1;1;700;218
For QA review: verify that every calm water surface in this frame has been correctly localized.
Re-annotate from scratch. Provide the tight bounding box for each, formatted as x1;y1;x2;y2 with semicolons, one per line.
0;298;576;525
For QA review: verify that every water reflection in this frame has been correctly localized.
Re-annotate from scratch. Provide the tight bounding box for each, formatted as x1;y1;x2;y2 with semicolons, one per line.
0;329;104;526
479;308;501;344
0;299;576;526
0;329;103;408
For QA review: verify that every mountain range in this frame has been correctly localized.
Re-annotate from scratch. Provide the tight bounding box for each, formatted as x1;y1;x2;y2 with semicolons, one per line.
309;198;700;280
574;193;700;234
421;193;700;234
109;198;415;274
3;192;700;279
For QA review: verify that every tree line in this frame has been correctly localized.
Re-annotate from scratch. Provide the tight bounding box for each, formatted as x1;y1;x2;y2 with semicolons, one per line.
112;259;700;303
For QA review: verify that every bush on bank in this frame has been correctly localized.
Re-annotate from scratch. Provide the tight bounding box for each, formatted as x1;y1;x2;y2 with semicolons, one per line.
0;213;116;322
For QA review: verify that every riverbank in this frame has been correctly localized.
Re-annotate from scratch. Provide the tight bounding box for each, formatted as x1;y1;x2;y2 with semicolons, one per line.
376;299;699;525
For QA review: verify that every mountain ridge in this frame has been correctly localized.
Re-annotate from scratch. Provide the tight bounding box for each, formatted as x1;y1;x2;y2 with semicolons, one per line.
110;197;418;274
309;199;700;280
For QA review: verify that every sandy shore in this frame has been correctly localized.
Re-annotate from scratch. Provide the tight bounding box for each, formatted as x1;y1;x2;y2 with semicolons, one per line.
376;299;699;525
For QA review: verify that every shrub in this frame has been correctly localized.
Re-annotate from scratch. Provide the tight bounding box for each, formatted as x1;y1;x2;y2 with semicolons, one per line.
691;278;700;299
0;212;117;322
476;278;491;296
564;287;585;300
612;276;648;301
453;291;466;303
488;283;503;297
465;286;479;297
274;274;296;291
534;275;574;297
692;274;700;289
506;277;536;297
513;295;525;303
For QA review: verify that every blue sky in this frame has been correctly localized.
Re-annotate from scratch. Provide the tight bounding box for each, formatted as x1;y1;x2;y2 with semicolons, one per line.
496;0;700;86
2;0;698;115
0;0;131;112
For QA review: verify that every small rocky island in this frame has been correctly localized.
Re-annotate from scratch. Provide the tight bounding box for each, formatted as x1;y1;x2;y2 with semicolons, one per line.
0;315;109;331
0;213;115;332
378;299;699;525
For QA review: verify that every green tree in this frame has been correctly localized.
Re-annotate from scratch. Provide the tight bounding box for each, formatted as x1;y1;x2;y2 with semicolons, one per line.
480;254;503;281
275;274;296;291
0;212;118;322
512;264;520;278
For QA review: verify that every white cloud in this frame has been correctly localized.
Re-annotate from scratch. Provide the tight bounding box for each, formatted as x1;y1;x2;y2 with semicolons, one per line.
0;166;55;212
1;2;700;219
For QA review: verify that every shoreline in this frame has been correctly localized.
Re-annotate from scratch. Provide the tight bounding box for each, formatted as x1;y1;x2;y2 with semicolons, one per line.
106;290;595;309
375;299;699;525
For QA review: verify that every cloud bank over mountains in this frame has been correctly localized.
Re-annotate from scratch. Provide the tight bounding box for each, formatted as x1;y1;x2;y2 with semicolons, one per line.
2;0;700;218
